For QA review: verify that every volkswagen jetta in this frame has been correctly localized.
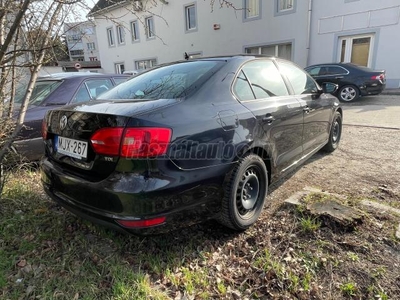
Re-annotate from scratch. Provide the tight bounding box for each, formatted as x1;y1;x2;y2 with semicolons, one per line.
41;56;342;234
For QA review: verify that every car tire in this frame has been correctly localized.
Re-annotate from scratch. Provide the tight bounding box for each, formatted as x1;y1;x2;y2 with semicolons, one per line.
218;154;268;230
322;111;342;153
338;85;359;102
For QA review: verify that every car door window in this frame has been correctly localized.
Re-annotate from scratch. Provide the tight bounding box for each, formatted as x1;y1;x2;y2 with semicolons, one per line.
279;62;319;95
241;60;289;99
327;66;347;75
319;67;329;76
233;70;255;101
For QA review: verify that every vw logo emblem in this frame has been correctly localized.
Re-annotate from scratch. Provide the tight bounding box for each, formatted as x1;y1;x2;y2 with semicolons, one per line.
60;115;68;130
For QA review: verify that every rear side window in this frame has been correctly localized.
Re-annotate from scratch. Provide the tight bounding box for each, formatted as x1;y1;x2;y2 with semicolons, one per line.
98;60;224;100
86;79;113;98
113;77;129;85
233;71;255;101
15;80;62;105
72;79;114;103
236;60;288;100
306;67;320;76
279;62;319;95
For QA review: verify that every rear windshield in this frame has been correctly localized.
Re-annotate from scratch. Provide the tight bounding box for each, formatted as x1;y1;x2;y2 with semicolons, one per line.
15;80;62;105
98;60;224;100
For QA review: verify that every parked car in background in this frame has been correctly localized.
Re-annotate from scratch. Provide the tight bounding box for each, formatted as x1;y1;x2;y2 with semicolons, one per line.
123;70;140;76
13;72;130;161
305;63;386;102
41;55;342;235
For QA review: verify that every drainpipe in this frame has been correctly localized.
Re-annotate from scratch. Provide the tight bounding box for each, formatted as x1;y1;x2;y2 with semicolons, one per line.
306;0;313;67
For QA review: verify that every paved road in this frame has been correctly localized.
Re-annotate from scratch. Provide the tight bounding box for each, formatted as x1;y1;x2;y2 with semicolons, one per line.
341;95;400;129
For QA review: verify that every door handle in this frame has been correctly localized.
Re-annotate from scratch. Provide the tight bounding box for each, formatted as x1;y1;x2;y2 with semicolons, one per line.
303;106;311;114
335;76;344;79
262;115;275;123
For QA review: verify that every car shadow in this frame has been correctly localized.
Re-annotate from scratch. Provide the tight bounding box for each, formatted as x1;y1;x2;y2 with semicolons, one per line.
87;150;329;275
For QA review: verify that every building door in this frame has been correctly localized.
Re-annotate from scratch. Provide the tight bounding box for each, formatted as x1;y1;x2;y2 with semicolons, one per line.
338;34;374;67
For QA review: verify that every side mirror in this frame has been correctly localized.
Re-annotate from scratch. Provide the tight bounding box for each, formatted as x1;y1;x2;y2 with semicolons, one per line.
321;82;338;94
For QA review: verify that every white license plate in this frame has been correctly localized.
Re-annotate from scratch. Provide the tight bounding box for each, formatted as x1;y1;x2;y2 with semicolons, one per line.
55;136;88;159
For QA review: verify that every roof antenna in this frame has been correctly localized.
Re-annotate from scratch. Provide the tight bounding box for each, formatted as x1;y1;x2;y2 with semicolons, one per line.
184;52;189;60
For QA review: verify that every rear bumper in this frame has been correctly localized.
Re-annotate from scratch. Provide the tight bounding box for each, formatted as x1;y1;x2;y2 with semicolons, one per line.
360;82;386;96
40;158;226;234
12;137;44;161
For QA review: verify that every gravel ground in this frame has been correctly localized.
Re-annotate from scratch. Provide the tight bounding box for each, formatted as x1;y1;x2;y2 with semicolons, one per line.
267;125;400;206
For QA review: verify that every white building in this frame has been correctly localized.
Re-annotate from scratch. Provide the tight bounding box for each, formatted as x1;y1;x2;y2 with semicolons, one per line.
89;0;400;88
308;0;400;88
89;0;310;73
64;21;100;62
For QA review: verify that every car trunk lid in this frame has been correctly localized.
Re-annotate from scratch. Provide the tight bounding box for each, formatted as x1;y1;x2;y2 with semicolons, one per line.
43;99;177;180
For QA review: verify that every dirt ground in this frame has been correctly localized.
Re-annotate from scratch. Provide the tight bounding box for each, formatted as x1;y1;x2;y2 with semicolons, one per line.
267;124;400;209
254;123;400;298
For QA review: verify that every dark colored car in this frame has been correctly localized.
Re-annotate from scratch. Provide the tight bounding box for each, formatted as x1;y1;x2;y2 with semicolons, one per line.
41;55;342;235
13;73;130;161
305;63;386;102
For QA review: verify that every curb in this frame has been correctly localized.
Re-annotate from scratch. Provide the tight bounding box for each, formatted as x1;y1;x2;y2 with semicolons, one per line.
381;89;400;95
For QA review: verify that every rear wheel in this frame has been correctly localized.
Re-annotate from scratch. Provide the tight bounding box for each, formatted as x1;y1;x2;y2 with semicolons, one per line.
322;111;342;153
218;154;268;230
338;85;359;102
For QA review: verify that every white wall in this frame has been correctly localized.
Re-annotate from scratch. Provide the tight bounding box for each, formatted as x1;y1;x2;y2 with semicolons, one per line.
309;0;400;88
93;0;309;73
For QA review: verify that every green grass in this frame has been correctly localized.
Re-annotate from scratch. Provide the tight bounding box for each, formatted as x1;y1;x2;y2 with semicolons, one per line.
1;170;399;299
340;281;358;297
299;216;321;233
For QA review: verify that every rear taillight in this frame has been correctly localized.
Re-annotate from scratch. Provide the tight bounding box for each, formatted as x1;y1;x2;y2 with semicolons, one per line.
42;119;48;140
90;127;172;158
121;127;171;158
90;128;124;156
371;74;385;80
116;216;166;228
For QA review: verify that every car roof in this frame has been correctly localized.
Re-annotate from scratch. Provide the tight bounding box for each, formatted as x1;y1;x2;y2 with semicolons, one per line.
38;72;130;81
306;63;357;69
140;54;279;71
188;54;275;61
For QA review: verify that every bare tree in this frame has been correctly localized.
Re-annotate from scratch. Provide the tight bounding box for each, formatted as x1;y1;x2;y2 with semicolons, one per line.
0;0;241;195
0;0;85;194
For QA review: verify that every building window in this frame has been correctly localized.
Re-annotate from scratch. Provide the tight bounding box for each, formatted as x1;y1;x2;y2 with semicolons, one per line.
245;43;292;61
89;57;98;61
115;63;125;74
278;0;294;11
244;0;260;20
67;35;81;42
107;27;115;46
70;49;84;56
130;21;139;42
185;4;197;31
275;0;296;16
187;52;202;59
145;17;155;39
338;34;374;67
87;42;95;50
135;58;157;70
116;25;125;44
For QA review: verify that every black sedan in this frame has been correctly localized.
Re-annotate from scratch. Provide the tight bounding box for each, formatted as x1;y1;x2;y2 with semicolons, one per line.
305;63;386;102
41;55;342;234
13;73;129;160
